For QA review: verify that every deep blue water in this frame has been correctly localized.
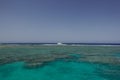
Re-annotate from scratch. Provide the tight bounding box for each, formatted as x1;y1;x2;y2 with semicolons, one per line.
1;43;120;46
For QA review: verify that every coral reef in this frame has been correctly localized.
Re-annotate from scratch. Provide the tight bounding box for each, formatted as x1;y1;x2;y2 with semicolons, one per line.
0;45;120;68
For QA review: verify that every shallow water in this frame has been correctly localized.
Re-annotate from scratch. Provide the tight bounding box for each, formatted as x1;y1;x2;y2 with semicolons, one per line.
0;61;108;80
0;45;120;80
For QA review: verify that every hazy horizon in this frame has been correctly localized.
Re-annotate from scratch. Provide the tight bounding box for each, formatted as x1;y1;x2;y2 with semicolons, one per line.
0;0;120;43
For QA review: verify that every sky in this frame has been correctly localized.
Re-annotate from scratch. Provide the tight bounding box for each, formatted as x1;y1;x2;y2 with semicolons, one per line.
0;0;120;43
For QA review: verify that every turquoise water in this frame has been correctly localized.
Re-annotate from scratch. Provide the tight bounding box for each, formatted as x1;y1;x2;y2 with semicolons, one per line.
0;45;120;80
0;61;108;80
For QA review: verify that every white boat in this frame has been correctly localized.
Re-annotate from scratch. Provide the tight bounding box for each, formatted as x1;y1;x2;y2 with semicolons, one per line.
57;42;62;45
57;42;65;45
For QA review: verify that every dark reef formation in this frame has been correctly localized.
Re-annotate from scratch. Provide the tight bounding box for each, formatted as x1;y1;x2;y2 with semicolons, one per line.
0;45;120;69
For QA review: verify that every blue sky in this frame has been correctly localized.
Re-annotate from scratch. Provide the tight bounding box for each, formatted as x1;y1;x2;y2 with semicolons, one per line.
0;0;120;43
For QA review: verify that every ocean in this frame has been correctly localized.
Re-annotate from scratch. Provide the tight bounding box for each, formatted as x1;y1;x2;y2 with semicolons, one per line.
0;43;120;80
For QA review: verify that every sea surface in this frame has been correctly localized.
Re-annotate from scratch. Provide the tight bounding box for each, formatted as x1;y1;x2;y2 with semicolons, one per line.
0;43;120;80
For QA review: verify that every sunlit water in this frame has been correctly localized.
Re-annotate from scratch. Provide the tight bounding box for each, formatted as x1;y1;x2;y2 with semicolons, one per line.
0;45;120;80
0;61;108;80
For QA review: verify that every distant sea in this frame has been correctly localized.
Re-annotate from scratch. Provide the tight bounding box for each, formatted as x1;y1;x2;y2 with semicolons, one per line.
0;43;120;80
1;43;120;46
